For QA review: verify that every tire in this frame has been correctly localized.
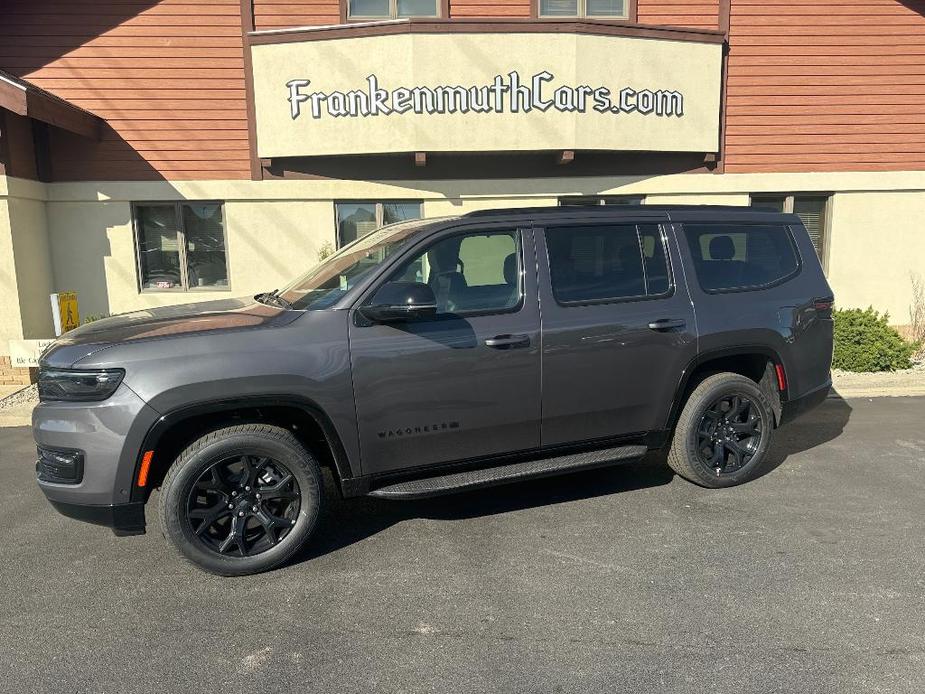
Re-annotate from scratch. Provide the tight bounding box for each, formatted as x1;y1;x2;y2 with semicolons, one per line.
667;372;774;489
159;423;323;576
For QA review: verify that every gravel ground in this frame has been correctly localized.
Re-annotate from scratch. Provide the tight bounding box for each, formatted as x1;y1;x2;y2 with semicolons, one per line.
0;384;37;411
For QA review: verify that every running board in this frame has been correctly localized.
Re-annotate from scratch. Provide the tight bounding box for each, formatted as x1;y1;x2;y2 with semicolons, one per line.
367;445;648;500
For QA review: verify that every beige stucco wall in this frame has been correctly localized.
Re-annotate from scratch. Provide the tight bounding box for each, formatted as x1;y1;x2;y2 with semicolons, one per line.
0;176;55;345
1;170;923;356
252;32;722;158
826;191;925;325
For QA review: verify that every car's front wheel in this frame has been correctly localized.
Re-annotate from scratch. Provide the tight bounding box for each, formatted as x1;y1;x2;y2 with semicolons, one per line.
159;423;323;576
667;372;774;488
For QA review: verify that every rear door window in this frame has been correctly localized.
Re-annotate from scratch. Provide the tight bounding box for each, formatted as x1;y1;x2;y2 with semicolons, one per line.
545;224;672;304
683;223;800;292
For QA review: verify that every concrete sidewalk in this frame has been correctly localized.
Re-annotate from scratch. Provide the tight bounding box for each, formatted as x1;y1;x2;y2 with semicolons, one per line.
832;367;925;399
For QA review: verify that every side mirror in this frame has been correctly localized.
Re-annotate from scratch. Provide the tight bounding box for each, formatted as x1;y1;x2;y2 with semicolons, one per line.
361;281;437;323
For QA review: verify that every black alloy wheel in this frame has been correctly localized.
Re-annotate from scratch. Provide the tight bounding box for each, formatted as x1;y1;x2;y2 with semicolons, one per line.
667;372;775;488
695;393;764;477
186;454;301;558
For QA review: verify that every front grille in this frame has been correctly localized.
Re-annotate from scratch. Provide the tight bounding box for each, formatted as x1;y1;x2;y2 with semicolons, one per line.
36;447;84;484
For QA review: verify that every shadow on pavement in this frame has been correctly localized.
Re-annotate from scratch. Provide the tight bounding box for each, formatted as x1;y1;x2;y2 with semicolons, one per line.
296;456;675;564
757;393;853;479
294;396;854;565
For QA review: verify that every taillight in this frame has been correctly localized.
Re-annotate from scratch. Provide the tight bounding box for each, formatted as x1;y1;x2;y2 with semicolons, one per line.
813;297;834;318
775;363;787;392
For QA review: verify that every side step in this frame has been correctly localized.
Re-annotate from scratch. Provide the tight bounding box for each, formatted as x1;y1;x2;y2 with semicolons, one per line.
367;445;647;500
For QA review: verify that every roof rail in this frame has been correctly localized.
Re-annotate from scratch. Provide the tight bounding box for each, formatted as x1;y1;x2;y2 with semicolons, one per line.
463;204;788;218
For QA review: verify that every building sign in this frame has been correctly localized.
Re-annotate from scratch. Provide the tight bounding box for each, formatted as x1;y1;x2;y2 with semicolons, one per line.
51;291;79;335
252;32;723;158
8;339;55;368
285;72;685;121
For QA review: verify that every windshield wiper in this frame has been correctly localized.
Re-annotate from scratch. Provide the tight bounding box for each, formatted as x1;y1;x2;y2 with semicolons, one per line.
256;290;294;310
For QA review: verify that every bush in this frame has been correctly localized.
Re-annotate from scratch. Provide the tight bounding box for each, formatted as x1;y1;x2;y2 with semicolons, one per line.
832;308;918;372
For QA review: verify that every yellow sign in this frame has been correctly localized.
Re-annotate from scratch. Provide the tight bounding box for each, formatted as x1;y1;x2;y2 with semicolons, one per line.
51;291;79;335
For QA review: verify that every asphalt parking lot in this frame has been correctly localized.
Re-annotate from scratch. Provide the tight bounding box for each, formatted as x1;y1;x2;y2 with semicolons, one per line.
2;396;924;694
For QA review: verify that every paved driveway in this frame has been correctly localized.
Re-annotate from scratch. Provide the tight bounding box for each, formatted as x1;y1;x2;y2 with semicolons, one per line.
1;396;924;693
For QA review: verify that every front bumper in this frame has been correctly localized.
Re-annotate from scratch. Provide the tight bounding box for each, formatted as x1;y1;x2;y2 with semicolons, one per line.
33;383;161;534
48;499;146;536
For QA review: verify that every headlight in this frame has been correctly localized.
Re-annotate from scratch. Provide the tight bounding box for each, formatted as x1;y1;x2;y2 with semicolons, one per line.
38;368;125;402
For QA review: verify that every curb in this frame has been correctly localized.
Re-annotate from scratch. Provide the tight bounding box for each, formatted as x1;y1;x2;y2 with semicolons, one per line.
0;415;31;428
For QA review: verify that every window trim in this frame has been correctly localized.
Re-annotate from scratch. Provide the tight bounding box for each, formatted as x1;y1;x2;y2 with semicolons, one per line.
342;0;447;21
543;222;675;308
131;200;231;294
681;222;804;296
532;0;637;22
334;200;423;249
364;227;527;320
750;192;832;272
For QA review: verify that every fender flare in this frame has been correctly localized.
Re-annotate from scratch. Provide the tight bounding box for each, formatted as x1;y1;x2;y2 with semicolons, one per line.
129;395;356;502
664;345;786;431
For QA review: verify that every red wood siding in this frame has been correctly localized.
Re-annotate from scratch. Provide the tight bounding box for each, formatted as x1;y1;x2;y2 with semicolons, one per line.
637;0;720;29
253;0;340;29
0;0;250;181
725;0;925;172
451;0;531;18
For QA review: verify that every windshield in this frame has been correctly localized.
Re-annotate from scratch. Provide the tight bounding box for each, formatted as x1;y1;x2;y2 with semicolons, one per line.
277;219;434;310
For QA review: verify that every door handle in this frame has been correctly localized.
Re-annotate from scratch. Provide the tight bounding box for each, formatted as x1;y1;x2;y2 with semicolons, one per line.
485;334;531;349
648;318;687;331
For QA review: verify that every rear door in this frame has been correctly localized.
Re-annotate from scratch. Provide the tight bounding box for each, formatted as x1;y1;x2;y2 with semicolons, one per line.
349;223;542;475
536;219;698;445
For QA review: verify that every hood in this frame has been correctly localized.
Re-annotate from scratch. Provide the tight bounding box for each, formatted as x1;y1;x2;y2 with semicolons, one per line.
40;296;301;368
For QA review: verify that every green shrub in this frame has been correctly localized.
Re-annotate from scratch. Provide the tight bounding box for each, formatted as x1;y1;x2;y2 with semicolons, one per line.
832;307;918;372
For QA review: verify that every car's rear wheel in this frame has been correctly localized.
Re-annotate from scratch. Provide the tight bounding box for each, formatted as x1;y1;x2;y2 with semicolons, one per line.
667;372;774;488
159;423;322;576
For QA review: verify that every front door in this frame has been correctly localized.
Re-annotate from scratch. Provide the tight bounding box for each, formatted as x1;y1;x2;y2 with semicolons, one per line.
349;224;541;475
536;220;698;445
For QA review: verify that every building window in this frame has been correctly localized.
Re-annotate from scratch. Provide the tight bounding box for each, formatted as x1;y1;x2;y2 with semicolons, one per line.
538;0;628;19
347;0;439;19
133;202;229;292
558;195;645;206
750;194;829;264
335;201;423;247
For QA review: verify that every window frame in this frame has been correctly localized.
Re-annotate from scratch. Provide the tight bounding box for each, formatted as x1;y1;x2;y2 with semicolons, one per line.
131;200;230;294
371;227;527;319
532;0;637;21
681;222;804;296
750;193;832;272
543;222;675;308
334;200;423;249
343;0;447;21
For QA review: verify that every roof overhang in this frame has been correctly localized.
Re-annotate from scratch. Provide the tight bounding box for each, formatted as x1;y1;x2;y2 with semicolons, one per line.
0;71;102;140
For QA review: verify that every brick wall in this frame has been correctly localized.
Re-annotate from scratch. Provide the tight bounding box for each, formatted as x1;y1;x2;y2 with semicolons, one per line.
0;356;36;386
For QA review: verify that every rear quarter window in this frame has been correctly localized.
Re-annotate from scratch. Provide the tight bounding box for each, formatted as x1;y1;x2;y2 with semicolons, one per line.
683;223;801;293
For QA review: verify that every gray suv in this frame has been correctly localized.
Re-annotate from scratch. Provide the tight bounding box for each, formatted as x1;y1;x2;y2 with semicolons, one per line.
34;206;834;575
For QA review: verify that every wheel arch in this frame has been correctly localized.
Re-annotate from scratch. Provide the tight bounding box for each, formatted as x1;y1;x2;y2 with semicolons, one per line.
129;396;356;503
665;345;786;434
